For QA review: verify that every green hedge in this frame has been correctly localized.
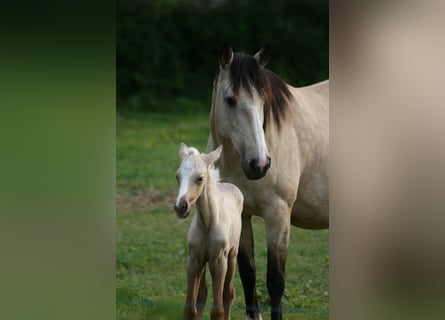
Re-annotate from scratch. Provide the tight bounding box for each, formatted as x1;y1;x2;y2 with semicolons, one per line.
117;0;328;113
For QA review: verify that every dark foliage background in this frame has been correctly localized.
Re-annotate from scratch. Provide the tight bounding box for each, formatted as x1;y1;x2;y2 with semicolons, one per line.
117;0;328;113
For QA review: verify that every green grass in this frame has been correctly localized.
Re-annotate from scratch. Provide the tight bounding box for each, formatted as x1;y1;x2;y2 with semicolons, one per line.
117;112;329;319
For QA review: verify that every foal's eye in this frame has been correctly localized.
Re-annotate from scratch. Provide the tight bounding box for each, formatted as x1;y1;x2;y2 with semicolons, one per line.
196;176;204;183
225;96;236;107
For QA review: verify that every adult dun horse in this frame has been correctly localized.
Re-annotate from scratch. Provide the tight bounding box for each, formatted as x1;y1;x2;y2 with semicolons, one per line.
206;44;329;320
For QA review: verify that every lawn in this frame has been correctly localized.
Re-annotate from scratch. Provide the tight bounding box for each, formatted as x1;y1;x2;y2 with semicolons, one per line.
117;112;329;320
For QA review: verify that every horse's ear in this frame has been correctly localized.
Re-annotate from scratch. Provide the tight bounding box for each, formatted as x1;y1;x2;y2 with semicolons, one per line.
179;143;189;159
219;43;233;70
254;43;271;67
204;145;222;166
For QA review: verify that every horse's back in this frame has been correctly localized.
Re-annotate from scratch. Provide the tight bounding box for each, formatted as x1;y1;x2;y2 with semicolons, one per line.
297;80;329;113
303;79;329;96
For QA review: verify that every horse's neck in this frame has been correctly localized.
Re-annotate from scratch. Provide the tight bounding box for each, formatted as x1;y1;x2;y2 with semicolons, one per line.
195;172;219;231
218;140;243;175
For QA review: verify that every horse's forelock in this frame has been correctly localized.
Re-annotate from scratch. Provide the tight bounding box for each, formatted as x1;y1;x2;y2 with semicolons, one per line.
229;53;265;97
220;52;292;131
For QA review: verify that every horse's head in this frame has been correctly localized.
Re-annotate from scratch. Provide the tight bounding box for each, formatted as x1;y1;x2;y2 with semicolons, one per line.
212;44;276;180
174;143;222;219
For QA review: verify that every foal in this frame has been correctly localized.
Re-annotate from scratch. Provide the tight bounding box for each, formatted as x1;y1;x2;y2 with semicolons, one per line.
174;143;243;320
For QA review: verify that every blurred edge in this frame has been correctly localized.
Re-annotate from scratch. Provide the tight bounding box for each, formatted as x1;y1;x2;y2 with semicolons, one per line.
0;1;115;320
2;0;445;320
331;1;445;320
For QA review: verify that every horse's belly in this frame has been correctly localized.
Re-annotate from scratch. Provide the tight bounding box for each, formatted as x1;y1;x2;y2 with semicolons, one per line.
291;199;328;229
291;172;329;229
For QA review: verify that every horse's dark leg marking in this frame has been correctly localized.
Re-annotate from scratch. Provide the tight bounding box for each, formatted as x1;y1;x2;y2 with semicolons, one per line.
265;209;290;320
237;216;261;319
267;248;287;320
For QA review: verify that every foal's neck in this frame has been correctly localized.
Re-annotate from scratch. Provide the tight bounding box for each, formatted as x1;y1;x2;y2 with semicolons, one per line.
196;170;219;231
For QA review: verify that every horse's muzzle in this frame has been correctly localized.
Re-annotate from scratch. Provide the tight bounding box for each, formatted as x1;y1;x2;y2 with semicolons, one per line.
243;156;271;180
174;200;190;219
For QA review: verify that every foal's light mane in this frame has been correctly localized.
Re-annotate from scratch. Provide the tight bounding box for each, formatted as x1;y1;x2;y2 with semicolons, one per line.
215;52;293;131
209;165;221;183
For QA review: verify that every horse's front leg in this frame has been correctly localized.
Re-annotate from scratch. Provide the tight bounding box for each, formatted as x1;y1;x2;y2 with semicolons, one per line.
238;215;262;320
184;254;205;320
209;250;228;320
264;203;291;320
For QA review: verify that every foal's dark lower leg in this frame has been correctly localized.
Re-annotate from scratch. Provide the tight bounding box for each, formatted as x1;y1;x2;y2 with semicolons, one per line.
238;217;261;319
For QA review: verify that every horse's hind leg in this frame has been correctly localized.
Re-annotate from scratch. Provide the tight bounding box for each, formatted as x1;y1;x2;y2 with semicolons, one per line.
196;266;207;319
264;206;291;320
238;216;262;320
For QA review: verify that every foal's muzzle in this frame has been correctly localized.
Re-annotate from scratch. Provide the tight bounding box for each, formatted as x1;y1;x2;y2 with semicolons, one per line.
242;156;271;180
174;199;190;219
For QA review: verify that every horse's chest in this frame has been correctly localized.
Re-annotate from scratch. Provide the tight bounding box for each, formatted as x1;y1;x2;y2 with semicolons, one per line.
225;178;294;216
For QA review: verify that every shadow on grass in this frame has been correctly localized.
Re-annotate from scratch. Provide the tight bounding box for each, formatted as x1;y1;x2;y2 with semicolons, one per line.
117;285;183;320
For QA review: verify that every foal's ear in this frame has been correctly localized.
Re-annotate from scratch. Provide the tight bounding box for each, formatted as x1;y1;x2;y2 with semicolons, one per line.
219;43;233;70
254;43;271;67
204;145;223;166
179;143;189;159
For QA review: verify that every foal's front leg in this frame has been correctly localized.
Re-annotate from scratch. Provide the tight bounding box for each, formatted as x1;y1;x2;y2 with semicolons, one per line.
196;267;207;319
222;249;237;320
209;250;228;320
184;254;205;320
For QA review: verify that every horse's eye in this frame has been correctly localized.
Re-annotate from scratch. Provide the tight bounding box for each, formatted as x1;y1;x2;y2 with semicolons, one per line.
225;96;236;107
196;176;204;183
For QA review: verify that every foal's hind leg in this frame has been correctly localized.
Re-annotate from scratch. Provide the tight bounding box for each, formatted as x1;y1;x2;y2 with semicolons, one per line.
238;216;262;320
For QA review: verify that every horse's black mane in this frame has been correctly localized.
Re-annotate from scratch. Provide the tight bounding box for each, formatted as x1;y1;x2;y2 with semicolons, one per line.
223;52;293;130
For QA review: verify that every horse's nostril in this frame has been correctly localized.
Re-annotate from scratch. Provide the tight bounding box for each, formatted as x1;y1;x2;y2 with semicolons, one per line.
249;159;258;171
182;202;188;212
266;156;271;169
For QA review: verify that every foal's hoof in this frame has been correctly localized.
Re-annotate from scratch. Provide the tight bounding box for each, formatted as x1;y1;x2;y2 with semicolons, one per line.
246;315;262;320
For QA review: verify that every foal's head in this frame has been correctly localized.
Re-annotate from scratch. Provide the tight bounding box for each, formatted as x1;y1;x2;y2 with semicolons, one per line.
174;143;222;219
